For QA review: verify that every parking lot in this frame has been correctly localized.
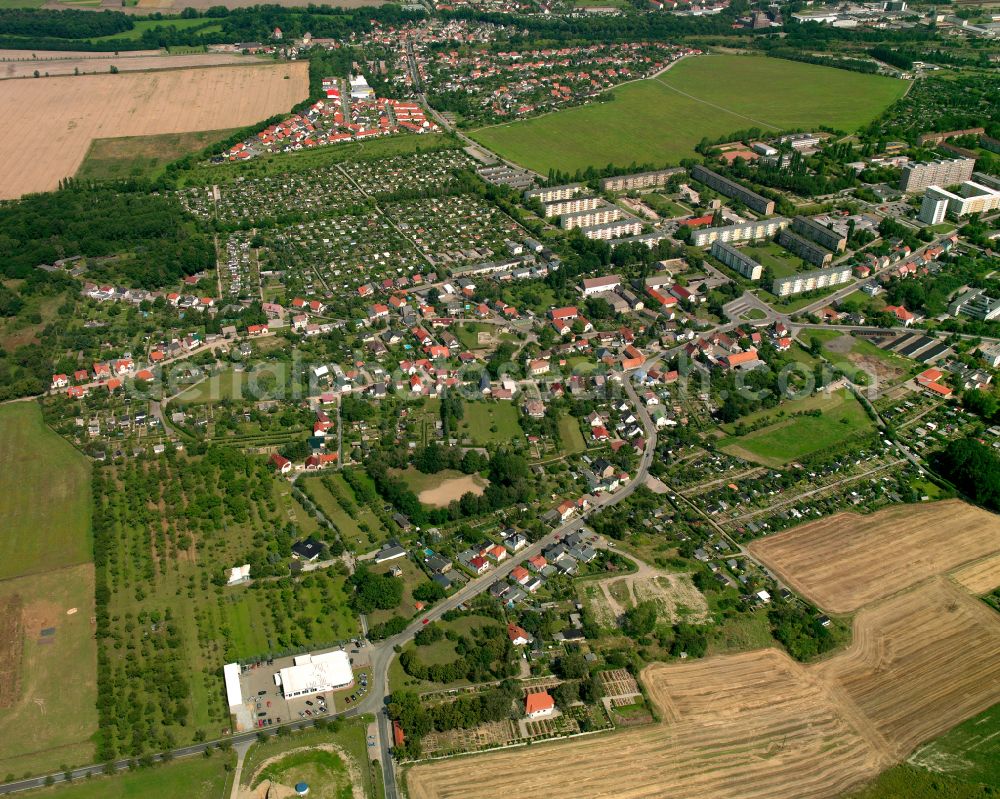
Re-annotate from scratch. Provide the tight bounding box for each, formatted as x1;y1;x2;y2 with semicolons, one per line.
234;646;372;730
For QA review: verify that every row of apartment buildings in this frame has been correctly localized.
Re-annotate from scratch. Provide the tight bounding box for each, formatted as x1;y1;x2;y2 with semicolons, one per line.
690;165;776;215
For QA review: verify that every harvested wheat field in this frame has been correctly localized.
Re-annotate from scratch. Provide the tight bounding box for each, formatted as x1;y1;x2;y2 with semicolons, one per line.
950;552;1000;594
747;500;1000;613
0;52;270;80
817;577;1000;760
407;577;1000;799
0;61;308;198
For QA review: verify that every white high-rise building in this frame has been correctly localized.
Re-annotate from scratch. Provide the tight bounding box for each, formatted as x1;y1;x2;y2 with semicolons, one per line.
919;192;949;225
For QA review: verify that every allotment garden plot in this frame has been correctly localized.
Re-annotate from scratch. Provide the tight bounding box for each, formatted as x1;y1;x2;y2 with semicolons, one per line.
386;195;526;268
340;149;475;196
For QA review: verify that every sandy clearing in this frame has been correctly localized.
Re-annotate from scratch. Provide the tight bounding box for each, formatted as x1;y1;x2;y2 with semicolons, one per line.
747;500;1000;613
950;552;1000;594
407;576;1000;799
0;61;307;198
0;52;276;80
418;474;487;508
240;743;363;799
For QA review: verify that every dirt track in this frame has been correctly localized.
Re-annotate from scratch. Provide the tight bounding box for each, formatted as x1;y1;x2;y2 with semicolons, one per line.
747;500;1000;613
0;61;308;198
0;52;275;80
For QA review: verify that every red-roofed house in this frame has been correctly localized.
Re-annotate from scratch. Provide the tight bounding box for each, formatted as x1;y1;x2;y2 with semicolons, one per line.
511;566;530;585
270;453;292;474
884;305;917;326
525;691;555;718
51;374;69;389
720;349;761;370
507;622;531;645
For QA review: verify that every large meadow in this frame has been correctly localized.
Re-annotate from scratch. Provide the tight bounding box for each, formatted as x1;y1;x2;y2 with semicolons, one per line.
471;55;908;174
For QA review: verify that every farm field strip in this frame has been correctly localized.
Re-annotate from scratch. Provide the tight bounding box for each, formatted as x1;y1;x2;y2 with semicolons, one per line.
0;61;308;198
408;578;1000;799
747;500;1000;613
950;552;1000;594
0;52;267;80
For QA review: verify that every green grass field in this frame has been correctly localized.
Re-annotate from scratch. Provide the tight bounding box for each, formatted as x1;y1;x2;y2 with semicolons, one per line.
300;473;391;554
744;240;805;278
76;129;238;183
455;402;524;446
850;703;1000;798
0;403;91;580
90;17;219;42
0;565;98;778
720;390;872;467
15;753;233;798
558;413;586;455
388;615;499;693
472;55;907;174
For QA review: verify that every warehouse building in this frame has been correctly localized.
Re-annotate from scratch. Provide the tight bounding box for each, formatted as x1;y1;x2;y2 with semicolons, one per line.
791;216;848;253
276;651;354;699
772;264;852;297
778;228;834;267
711;241;763;280
691;217;789;247
690;165;775;215
600;168;684;192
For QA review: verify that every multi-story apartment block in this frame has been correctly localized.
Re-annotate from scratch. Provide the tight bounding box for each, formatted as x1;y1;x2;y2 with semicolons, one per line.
689;165;775;215
899;157;975;193
543;195;603;217
690;217;789;247
579;219;643;241
791;216;848;253
561;204;623;230
778;229;834;267
771;264;852;297
711;241;763;280
599;168;685;192
920;181;1000;220
525;184;584;204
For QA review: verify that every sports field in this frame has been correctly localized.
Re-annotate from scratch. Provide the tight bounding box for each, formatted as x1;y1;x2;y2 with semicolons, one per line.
719;389;872;467
471;55;907;174
0;403;91;580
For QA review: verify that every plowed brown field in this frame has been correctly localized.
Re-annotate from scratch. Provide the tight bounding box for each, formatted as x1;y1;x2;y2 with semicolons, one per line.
0;61;308;198
747;500;1000;613
406;500;1000;799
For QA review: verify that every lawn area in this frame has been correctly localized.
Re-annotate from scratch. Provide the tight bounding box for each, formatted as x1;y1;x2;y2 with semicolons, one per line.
300;474;391;554
719;389;873;467
0;564;98;778
76;129;238;183
849;702;1000;798
706;608;774;656
0;403;91;580
743;240;805;278
173;363;305;405
366;557;427;628
388;615;500;693
454;401;524;446
90;17;219;41
455;322;494;351
558;413;586;455
471;55;907;174
16;754;233;799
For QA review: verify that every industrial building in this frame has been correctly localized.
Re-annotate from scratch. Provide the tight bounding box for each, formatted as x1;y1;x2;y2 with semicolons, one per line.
689;165;776;215
771;264;852;297
948;288;1000;321
778;228;834;267
711;240;763;280
919;181;1000;222
690;217;789;247
276;650;354;699
791;216;848;253
899;157;975;193
580;274;623;295
599;168;684;192
525;184;584;204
